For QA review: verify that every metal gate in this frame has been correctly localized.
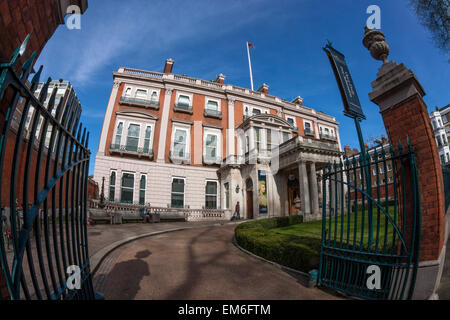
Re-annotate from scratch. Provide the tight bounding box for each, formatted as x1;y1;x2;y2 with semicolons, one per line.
318;140;421;300
0;36;95;300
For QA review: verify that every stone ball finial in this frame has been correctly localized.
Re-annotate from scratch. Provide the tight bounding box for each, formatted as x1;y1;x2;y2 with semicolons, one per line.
362;26;390;63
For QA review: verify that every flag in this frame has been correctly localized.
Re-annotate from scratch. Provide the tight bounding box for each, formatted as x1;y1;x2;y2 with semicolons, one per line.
248;42;255;49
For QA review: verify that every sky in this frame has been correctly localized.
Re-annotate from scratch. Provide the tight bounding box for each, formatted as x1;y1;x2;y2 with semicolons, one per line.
34;0;450;175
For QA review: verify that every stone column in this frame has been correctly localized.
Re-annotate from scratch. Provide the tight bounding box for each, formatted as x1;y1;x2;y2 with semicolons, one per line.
298;161;311;215
308;162;319;216
227;98;235;159
157;87;173;163
364;28;446;299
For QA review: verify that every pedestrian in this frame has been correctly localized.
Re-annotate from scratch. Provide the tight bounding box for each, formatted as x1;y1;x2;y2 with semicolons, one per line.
231;201;240;221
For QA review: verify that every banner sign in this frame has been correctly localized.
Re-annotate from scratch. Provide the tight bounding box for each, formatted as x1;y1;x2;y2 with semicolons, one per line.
324;45;365;119
258;170;268;214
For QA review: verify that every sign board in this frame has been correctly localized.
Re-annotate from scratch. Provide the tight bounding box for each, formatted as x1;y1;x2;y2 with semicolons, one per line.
258;170;268;214
324;46;365;119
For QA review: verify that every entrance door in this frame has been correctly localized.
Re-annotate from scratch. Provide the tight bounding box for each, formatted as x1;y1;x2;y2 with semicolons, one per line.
246;178;253;219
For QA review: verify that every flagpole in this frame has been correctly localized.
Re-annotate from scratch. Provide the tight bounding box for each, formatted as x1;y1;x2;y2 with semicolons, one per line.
246;41;254;91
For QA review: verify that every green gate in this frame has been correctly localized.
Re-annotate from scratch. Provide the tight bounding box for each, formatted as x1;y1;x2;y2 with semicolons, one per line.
318;140;421;300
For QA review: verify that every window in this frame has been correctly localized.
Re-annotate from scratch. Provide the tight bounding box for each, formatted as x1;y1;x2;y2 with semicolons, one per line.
126;124;140;152
286;117;295;128
206;100;219;111
124;87;132;97
282;132;290;142
304;121;312;134
387;164;392;171
205;134;217;160
139;175;146;205
135;89;147;100
255;128;261;152
171;178;185;208
245;135;249;153
205;181;218;209
224;183;230;209
388;176;393;183
252;108;261;116
109;171;116;201
143;126;152;153
120;173;134;204
114;122;123;146
266;129;272;150
379;167;384;174
173;129;187;158
177;94;191;107
150;92;158;103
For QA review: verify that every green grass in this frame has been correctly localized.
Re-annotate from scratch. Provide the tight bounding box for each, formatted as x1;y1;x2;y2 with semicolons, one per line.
235;206;399;273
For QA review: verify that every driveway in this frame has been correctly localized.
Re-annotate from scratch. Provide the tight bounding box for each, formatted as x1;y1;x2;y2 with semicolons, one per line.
96;224;339;300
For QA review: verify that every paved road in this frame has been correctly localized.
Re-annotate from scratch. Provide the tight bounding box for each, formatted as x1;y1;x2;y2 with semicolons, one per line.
98;225;339;300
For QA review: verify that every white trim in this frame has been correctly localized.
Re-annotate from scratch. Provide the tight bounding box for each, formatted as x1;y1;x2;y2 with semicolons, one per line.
203;127;222;159
205;179;219;209
171;176;186;208
205;96;221;111
113;116;156;150
175;91;193;107
285;115;296;128
170;123;191;158
120;171;135;203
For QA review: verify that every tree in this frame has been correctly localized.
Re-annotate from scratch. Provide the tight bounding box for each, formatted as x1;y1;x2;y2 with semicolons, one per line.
409;0;450;54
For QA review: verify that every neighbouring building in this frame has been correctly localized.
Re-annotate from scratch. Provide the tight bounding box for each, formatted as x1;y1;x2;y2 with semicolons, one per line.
344;135;395;203
93;59;342;220
430;106;450;165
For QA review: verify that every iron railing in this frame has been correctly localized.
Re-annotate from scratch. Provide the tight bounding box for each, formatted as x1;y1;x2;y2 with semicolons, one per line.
0;36;95;300
204;108;222;118
173;103;193;113
319;139;421;300
109;143;153;158
119;96;159;108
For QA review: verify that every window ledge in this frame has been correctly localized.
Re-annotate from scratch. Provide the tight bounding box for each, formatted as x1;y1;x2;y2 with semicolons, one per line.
174;104;193;114
204;110;222;119
120;96;160;110
110;144;154;159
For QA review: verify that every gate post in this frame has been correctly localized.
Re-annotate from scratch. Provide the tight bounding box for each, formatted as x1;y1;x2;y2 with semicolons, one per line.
364;27;446;299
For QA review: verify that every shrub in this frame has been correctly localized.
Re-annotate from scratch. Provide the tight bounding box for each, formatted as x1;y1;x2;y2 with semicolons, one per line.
235;215;321;272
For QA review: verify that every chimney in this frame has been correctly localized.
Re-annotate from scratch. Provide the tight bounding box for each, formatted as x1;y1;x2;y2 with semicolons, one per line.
364;142;369;150
257;83;269;94
215;73;226;84
164;58;174;73
353;148;359;153
381;134;387;143
292;96;303;106
344;146;351;155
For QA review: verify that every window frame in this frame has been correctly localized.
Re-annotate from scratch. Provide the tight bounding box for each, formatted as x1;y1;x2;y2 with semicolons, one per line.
120;171;135;204
109;170;117;201
203;128;222;161
175;91;193;108
112;117;156;152
139;174;146;205
171;124;191;159
171;177;186;208
205;180;219;210
205;97;221;112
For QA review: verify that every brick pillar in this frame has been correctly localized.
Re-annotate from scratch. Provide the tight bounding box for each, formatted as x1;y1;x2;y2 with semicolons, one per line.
369;60;446;300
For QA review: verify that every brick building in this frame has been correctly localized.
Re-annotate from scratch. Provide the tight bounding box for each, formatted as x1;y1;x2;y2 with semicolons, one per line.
430;105;450;164
93;59;342;220
344;135;395;202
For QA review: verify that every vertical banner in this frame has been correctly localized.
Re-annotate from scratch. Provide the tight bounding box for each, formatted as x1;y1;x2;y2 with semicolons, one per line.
323;45;365;119
258;170;268;214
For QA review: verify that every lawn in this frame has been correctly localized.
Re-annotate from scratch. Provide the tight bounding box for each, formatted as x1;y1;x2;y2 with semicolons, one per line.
235;206;399;273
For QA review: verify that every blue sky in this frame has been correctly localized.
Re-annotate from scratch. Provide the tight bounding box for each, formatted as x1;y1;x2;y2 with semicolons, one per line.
34;0;450;175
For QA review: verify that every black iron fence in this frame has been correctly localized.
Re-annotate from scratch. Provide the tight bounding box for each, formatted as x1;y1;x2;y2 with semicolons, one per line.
0;35;95;300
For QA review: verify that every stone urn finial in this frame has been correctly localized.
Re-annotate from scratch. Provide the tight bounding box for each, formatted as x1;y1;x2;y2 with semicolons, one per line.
362;26;390;63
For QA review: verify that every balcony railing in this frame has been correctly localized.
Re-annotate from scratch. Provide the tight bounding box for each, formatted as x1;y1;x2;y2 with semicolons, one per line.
174;103;193;114
169;151;191;164
203;154;222;164
320;133;337;141
110;144;154;159
204;108;222;119
304;128;315;136
120;96;160;109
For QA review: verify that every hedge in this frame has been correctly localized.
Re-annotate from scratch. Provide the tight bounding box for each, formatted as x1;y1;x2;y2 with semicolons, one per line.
234;215;321;273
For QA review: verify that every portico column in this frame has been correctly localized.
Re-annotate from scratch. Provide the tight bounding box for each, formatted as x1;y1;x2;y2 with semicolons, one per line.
298;161;311;215
308;162;319;215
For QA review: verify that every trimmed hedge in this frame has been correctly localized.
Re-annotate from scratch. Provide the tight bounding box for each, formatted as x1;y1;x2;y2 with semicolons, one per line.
235;216;321;273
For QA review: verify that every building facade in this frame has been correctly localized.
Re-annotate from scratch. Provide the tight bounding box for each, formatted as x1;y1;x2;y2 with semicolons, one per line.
430;106;450;165
93;59;342;220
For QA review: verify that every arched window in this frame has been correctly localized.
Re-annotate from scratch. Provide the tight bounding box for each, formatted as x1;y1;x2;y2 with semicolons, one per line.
124;87;132;97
